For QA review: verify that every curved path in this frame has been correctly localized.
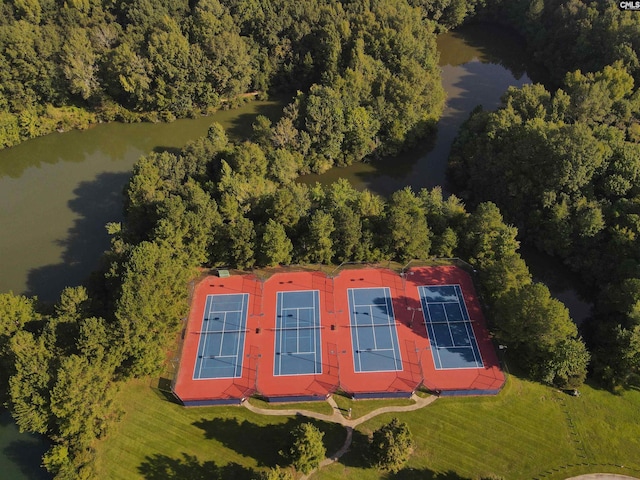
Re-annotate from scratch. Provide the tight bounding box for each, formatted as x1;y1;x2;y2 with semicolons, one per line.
243;394;438;478
566;476;639;480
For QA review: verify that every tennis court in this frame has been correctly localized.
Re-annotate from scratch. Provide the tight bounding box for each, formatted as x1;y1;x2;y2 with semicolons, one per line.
419;285;484;369
274;290;323;376
193;293;249;379
348;287;403;372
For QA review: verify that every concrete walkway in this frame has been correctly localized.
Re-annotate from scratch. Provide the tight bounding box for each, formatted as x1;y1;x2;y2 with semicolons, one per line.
565;476;639;480
242;394;438;478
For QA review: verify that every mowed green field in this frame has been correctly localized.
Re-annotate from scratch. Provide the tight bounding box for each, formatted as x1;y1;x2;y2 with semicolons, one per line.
94;380;346;479
95;376;640;479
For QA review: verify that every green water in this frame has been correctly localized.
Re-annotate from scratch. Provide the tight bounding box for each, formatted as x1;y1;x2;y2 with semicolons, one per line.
0;411;49;479
0;99;284;302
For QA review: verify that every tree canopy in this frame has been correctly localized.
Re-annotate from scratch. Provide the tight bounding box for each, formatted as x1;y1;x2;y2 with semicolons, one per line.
284;422;326;475
369;417;414;473
449;60;638;387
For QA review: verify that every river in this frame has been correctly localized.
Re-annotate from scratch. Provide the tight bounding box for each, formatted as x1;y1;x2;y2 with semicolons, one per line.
0;24;588;478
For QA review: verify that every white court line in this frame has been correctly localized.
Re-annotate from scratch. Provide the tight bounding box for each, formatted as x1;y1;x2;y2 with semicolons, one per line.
452;286;483;367
202;354;237;359
442;301;457;347
348;287;403;371
368;305;379;350
349;289;363;372
358;347;396;353
420;285;484;369
196;296;213;379
385;294;402;370
233;294;248;376
423;294;444;369
273;290;322;375
196;294;248;379
423;301;462;305
313;289;320;374
276;291;284;375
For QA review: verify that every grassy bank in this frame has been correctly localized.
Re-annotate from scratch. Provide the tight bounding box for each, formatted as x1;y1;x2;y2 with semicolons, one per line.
95;376;640;479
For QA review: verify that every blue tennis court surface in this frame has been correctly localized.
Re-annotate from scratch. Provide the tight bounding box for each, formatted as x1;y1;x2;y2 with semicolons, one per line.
274;290;322;375
419;285;484;369
193;293;249;379
348;287;403;372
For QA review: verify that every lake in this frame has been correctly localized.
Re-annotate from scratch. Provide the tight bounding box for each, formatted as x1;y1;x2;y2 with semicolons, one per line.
0;100;285;302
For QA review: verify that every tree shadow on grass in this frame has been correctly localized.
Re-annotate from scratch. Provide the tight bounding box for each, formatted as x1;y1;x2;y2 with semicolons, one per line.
193;416;344;468
138;453;256;480
334;428;371;469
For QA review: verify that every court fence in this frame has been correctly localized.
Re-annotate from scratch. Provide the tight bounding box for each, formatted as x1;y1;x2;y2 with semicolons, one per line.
172;259;505;404
168;278;198;395
401;257;476;275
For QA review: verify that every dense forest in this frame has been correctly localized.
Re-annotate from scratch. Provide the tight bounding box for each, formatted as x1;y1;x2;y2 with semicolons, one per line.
0;0;445;170
1;0;639;478
449;1;640;389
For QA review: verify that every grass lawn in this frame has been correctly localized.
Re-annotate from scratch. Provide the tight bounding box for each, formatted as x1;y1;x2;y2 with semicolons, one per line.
315;377;640;480
331;393;416;419
94;379;346;479
95;375;640;480
247;396;334;415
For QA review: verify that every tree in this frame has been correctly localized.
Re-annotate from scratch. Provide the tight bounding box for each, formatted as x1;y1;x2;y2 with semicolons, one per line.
493;283;587;384
303;210;335;264
260;466;294;480
49;353;118;446
115;241;193;377
8;330;53;434
61;28;99;100
268;148;301;184
540;338;590;389
261;219;293;266
0;292;40;404
0;292;39;338
387;187;431;261
285;423;326;475
267;183;312;230
331;205;362;263
301;84;345;170
107;42;152;109
369;417;414;473
55;286;89;320
224;215;257;269
597;324;640;389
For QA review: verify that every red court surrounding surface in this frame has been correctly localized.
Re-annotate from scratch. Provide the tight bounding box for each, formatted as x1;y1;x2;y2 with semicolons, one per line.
172;266;505;405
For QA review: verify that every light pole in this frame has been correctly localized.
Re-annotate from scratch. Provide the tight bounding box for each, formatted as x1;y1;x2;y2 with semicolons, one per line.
498;344;509;375
407;306;422;328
